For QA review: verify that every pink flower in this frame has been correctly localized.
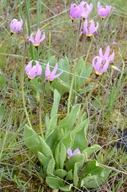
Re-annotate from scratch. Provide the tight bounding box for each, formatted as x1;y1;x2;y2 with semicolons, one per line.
92;56;110;75
67;148;80;158
70;1;93;20
25;60;42;79
99;46;114;62
28;28;45;47
97;2;111;18
45;63;63;82
10;18;23;33
83;20;99;37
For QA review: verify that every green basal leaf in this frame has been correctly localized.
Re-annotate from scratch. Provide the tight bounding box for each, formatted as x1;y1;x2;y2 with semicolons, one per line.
48;56;57;67
37;151;47;166
83;144;101;156
81;168;111;188
74;162;81;186
72;119;89;151
46;176;63;189
55;169;67;178
50;89;61;117
66;169;73;181
59;184;73;191
39;136;53;157
29;78;43;93
66;154;84;171
24;124;42;155
46;114;60;138
58;104;81;133
82;160;103;177
47;158;55;176
55;143;66;169
60;131;72;149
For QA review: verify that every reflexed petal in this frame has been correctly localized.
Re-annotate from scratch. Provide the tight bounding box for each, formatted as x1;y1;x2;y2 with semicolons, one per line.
28;33;35;44
67;148;73;158
104;46;110;59
35;29;41;43
45;63;51;77
101;60;110;73
50;63;59;77
83;20;88;34
73;148;80;155
25;60;33;74
108;51;114;62
40;32;46;42
99;48;103;58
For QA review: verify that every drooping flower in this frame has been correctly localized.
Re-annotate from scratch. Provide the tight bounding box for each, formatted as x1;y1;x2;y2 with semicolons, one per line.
45;63;63;82
70;1;93;20
83;20;99;37
97;2;111;18
28;28;45;47
92;56;110;75
10;18;23;34
67;148;80;158
25;60;42;79
79;1;93;19
99;46;114;62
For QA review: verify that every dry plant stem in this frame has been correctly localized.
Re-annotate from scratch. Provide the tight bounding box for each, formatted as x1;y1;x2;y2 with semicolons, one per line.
39;82;46;139
21;42;32;128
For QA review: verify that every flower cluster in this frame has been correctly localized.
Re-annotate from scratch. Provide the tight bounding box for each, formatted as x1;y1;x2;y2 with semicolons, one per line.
92;46;121;75
25;61;62;80
70;1;93;20
70;1;112;37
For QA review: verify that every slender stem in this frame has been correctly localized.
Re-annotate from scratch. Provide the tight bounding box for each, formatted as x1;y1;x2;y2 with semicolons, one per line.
39;81;46;138
21;42;32;128
67;37;93;115
25;0;34;59
71;75;101;147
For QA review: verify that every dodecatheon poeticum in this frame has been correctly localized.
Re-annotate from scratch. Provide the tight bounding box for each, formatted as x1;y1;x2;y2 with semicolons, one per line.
25;60;42;79
92;56;110;75
70;1;93;20
28;28;45;47
99;46;114;62
45;63;63;82
83;20;99;37
97;2;112;18
67;148;80;158
10;18;23;34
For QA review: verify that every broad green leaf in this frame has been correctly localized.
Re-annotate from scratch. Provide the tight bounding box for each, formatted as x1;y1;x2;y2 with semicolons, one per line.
60;131;72;150
66;154;84;171
66;170;73;181
59;184;73;191
46;128;59;152
24;124;41;155
72;119;89;151
55;143;66;169
82;160;103;177
46;177;63;189
50;89;61;117
55;169;67;178
39;136;53;157
46;114;60;138
47;158;55;176
37;151;47;165
58;104;81;133
81;168;111;188
83;145;101;156
74;162;81;186
29;78;43;93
